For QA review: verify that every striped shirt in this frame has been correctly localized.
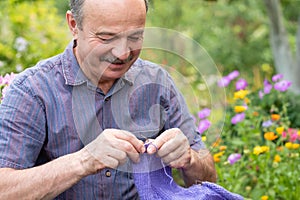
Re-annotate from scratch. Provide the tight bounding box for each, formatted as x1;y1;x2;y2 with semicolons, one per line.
0;40;204;199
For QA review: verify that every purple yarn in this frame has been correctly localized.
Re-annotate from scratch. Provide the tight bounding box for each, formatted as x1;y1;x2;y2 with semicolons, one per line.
133;154;244;200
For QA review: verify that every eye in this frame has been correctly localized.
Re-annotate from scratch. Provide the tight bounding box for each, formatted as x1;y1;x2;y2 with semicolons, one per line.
99;37;115;43
128;35;143;42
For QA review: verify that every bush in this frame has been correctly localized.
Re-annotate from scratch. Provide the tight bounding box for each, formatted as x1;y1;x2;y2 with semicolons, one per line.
199;71;300;200
0;0;70;74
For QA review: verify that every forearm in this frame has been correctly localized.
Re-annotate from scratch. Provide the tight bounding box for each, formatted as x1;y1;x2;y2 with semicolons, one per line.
0;150;88;200
181;149;217;187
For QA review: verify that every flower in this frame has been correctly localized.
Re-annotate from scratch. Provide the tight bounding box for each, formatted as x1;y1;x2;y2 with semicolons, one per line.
235;78;248;90
273;154;281;163
274;80;292;92
227;70;239;80
285;142;293;149
271;114;280;121
213;151;225;162
261;195;269;200
231;113;245;124
227;153;241;165
253;146;269;155
264;132;278;141
234;90;248;100
276;127;284;134
219;146;227;151
258;90;264;99
262;120;273;128
234;105;247;113
198;119;211;134
14;37;28;52
218;76;231;87
197;108;211;119
272;74;283;82
263;79;272;94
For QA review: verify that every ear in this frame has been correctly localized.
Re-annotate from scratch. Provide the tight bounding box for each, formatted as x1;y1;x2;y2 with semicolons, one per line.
66;10;78;39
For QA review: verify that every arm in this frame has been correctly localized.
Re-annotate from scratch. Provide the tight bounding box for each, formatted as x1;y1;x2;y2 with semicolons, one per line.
0;129;144;199
0;151;86;200
181;149;216;186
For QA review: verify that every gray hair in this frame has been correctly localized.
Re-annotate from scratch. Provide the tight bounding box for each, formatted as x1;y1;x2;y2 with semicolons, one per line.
69;0;149;30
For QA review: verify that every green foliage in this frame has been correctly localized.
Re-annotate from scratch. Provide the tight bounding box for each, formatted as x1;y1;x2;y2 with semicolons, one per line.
0;0;70;74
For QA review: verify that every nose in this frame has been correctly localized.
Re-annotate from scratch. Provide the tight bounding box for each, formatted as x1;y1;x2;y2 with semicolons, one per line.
111;38;131;61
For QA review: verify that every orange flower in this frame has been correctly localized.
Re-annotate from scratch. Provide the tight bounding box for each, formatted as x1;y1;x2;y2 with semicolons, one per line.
253;111;259;117
273;155;281;162
264;132;278;141
271;114;280;121
219;146;227;151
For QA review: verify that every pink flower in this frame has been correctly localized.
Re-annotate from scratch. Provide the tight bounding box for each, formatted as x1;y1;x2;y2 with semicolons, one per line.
218;76;231;87
227;70;240;80
259;90;264;99
263;79;272;94
235;78;248;91
231;113;245;124
274;80;292;92
198;108;211;119
228;153;241;165
198;119;211;134
272;74;283;82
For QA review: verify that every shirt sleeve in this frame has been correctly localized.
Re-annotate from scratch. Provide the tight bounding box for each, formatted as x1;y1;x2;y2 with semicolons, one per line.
164;73;206;151
0;77;46;169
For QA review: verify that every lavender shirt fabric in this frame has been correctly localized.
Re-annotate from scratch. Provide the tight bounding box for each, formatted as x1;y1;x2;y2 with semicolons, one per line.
0;40;204;199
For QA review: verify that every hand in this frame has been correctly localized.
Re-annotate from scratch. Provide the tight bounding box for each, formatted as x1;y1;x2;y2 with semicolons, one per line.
82;129;145;174
146;128;192;169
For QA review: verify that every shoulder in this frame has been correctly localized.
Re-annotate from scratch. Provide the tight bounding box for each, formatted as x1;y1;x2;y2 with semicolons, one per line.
13;54;63;87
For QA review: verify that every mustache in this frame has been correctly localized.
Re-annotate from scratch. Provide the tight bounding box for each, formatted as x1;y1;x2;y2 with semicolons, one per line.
100;54;133;64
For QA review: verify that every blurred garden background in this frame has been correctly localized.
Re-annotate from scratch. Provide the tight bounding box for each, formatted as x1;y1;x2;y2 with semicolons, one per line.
0;0;300;199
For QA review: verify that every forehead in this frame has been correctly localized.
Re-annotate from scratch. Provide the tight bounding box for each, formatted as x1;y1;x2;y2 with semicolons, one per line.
82;0;146;31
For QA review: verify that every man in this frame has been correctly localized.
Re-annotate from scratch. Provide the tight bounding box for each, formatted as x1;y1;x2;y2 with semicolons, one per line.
0;0;216;199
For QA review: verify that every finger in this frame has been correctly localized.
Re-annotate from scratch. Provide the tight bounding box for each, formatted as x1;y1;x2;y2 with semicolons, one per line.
114;130;145;153
147;128;181;154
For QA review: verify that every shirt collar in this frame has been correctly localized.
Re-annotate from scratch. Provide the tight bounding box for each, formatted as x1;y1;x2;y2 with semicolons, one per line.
61;40;143;87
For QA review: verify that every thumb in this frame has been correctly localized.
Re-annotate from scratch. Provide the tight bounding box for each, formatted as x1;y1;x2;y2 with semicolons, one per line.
147;128;180;154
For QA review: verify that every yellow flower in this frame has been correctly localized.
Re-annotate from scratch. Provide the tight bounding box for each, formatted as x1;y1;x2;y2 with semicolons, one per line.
234;106;247;113
285;142;293;149
234;90;248;100
298;130;300;137
271;114;280;121
202;136;207;142
264;132;278;141
292;143;300;149
273;154;281;163
253;146;269;155
213;151;225;163
276;127;284;134
261;195;269;200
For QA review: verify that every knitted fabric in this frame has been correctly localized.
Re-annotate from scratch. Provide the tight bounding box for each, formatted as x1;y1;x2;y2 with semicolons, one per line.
133;154;244;200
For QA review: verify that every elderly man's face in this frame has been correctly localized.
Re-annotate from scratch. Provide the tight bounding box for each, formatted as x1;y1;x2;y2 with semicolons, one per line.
71;0;146;88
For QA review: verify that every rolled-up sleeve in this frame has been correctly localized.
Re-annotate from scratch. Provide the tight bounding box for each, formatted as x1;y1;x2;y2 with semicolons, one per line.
0;77;46;169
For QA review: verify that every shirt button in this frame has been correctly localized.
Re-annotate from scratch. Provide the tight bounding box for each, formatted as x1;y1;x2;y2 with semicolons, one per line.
105;97;111;101
105;170;111;177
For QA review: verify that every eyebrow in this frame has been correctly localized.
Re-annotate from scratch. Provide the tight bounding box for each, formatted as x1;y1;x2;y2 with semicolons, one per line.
95;29;144;37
